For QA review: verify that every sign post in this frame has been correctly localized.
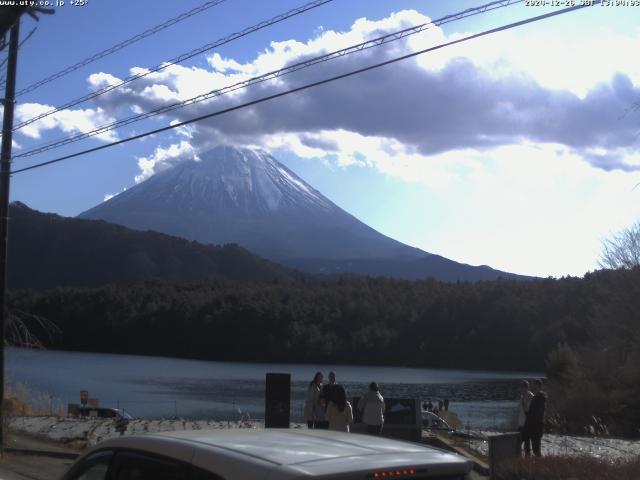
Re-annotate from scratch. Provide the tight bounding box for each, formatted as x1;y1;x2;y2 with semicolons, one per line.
80;390;88;406
265;373;290;428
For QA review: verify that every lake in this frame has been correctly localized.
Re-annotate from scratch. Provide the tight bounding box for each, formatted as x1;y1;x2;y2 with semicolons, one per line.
6;348;540;430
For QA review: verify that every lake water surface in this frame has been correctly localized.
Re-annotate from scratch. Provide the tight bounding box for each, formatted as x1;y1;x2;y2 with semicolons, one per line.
6;348;540;430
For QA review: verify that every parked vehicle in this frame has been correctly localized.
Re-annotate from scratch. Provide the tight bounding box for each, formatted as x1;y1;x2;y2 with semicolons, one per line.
61;429;473;479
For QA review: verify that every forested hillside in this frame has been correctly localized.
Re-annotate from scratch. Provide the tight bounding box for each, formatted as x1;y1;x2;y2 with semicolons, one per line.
8;202;299;288
8;267;639;372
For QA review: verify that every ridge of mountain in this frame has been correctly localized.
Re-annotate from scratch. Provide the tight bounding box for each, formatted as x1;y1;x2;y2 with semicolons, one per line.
7;201;299;289
280;257;532;282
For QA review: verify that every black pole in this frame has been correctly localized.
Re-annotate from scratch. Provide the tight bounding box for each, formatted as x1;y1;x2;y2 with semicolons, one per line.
0;18;20;456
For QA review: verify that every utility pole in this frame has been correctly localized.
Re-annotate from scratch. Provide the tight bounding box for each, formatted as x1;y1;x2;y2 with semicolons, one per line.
0;18;20;456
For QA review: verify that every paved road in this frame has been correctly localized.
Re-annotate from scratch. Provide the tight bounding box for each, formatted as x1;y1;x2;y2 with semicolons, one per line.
0;453;73;480
0;433;78;480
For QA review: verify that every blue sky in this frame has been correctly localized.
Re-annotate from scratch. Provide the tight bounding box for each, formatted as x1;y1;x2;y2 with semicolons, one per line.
7;0;640;277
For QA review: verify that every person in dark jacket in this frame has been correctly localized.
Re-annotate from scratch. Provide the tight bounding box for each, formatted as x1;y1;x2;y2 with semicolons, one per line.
317;370;340;429
321;371;338;403
525;378;547;456
517;380;534;455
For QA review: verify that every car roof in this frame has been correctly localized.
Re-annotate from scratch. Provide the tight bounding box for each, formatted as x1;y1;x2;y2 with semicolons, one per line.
89;429;472;479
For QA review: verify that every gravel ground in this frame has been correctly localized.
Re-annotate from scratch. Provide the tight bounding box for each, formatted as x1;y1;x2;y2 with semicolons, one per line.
9;416;640;462
9;416;304;447
463;430;640;461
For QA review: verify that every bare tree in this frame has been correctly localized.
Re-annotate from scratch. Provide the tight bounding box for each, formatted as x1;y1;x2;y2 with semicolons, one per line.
599;221;640;269
4;309;59;348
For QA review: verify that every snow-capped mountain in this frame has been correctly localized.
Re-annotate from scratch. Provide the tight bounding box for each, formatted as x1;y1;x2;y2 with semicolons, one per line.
79;145;528;281
79;145;425;260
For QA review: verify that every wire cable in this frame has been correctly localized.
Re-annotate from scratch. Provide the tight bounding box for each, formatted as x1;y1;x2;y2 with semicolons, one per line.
11;1;600;175
10;0;335;134
12;0;524;160
13;0;229;97
0;26;37;87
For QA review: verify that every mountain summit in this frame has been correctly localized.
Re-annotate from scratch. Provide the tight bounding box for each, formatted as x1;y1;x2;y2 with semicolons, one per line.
80;145;528;281
80;145;424;260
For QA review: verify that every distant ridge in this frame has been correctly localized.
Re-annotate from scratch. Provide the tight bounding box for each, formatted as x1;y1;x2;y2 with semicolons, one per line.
281;257;532;282
8;202;298;289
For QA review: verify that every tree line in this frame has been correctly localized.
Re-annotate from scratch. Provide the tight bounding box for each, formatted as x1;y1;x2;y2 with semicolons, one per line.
7;267;638;373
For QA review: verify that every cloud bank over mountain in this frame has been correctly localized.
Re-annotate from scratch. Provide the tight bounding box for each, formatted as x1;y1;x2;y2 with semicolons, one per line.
13;9;640;181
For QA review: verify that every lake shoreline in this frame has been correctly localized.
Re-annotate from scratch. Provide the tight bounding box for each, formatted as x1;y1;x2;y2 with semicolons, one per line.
7;348;536;429
9;346;543;375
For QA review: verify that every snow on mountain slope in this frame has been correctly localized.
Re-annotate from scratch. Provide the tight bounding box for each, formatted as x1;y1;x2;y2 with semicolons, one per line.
79;145;426;261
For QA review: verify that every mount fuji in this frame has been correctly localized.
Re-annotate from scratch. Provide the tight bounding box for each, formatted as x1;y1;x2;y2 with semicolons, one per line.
79;145;526;281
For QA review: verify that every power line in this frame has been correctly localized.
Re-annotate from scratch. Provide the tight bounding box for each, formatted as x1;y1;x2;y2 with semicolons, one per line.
10;0;335;134
11;1;600;176
0;26;37;87
13;0;521;158
13;0;229;97
13;0;524;160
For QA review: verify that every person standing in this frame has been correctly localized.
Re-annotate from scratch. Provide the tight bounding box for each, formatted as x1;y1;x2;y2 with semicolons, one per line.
326;385;353;432
358;382;385;435
321;371;340;406
317;370;339;429
525;379;547;456
517;380;534;456
328;371;337;386
304;372;324;429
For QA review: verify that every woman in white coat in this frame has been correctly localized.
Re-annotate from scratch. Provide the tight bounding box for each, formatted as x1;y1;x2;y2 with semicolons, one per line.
304;371;324;428
326;384;353;432
358;382;385;435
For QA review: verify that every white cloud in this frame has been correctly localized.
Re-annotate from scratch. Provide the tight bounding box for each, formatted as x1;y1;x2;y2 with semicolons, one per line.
169;120;196;139
78;8;639;180
392;144;640;277
10;7;639;182
422;30;640;99
88;72;121;87
208;53;254;74
15;102;118;142
134;140;199;183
